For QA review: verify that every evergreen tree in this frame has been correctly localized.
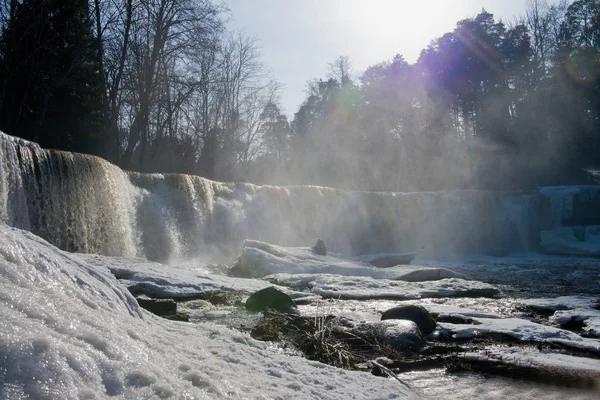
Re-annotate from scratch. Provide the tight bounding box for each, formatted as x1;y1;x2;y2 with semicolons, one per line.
0;0;105;154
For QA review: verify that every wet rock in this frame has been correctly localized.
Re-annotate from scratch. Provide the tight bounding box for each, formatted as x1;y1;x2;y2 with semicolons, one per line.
313;239;327;256
136;295;177;316
355;320;424;352
363;253;416;268
245;287;297;313
381;305;437;334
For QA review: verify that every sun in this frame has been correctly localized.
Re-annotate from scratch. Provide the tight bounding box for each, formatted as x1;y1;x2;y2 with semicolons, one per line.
341;0;458;62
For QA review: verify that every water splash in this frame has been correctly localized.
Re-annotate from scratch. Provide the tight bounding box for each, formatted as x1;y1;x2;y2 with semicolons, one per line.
0;131;553;263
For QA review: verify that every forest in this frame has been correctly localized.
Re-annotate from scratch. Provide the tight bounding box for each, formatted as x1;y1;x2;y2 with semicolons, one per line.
0;0;598;190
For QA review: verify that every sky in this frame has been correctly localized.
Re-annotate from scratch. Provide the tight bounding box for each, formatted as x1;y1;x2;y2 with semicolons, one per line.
225;0;541;117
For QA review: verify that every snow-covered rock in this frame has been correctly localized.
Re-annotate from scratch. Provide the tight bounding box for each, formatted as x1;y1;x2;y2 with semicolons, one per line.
438;316;600;352
234;240;465;280
0;225;414;399
520;296;600;338
463;345;600;387
266;273;500;300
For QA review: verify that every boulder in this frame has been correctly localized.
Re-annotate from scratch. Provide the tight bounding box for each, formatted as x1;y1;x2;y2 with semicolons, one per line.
355;320;424;352
313;239;327;256
245;287;297;313
381;305;437;334
363;253;416;268
136;295;177;316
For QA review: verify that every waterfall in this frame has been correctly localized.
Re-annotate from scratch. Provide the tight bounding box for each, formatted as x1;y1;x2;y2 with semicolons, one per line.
1;131;554;262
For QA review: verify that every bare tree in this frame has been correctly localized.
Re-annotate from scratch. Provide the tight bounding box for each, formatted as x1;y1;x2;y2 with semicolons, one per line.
120;0;222;168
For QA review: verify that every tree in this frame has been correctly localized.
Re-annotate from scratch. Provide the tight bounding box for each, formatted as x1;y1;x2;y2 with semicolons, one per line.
259;101;291;160
119;0;222;169
0;0;105;154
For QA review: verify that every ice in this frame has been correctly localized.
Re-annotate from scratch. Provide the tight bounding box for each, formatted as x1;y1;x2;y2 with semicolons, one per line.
81;254;316;302
438;316;600;352
540;226;600;256
464;345;600;374
540;186;600;228
266;273;499;300
520;296;600;337
0;224;413;399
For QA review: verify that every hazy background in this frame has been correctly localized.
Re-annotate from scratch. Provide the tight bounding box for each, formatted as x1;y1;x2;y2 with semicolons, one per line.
226;0;542;116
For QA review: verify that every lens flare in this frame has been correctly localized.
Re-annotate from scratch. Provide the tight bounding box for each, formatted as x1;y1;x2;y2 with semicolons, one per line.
565;48;600;83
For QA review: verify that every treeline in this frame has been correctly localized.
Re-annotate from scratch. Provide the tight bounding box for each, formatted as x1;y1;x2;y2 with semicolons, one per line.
0;1;598;190
273;0;600;190
0;0;277;180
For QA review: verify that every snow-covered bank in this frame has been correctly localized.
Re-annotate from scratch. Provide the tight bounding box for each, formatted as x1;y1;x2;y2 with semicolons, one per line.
0;224;413;399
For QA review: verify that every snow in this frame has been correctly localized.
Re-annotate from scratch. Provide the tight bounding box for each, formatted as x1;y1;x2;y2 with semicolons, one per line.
265;274;499;300
0;224;414;399
464;345;600;374
237;240;465;280
520;296;600;337
438;316;600;352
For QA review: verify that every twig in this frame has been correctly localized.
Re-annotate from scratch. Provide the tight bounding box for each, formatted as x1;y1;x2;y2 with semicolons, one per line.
370;360;412;390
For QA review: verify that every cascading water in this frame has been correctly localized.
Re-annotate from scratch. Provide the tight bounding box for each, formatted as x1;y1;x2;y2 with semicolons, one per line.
0;131;577;263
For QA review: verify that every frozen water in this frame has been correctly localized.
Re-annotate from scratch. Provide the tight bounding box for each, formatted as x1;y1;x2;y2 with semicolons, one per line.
266;273;499;300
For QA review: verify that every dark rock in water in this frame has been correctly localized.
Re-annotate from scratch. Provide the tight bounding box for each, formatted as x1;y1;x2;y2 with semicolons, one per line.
245;287;297;313
313;239;327;256
381;305;437;334
365;253;416;268
136;295;177;316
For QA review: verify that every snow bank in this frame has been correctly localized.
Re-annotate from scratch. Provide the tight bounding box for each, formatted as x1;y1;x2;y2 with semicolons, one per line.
0;225;413;399
236;240;465;280
266;274;499;300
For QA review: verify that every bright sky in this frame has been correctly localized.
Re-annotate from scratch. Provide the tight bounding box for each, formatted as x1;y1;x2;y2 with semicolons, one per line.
226;0;538;116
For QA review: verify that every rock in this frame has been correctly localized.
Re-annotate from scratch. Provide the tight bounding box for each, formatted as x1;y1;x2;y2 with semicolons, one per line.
363;253;416;268
136;295;177;316
313;239;327;256
245;287;297;313
355;320;424;352
381;305;437;334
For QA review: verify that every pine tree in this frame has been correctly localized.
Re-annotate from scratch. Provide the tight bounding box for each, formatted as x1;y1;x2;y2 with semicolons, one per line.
0;0;106;154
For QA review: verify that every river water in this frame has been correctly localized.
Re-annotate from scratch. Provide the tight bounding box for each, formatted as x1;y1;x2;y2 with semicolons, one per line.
287;254;600;399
